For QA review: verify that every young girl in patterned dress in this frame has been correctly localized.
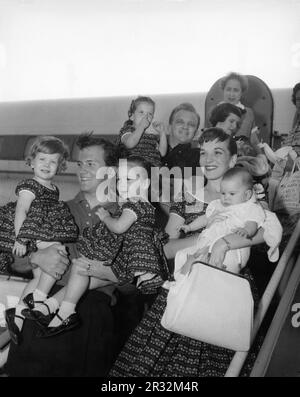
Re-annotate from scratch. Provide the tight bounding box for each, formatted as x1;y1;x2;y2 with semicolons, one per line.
2;136;78;344
117;96;168;167
32;155;170;337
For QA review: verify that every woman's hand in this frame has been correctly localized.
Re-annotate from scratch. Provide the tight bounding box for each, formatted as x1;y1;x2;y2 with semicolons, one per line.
233;227;250;239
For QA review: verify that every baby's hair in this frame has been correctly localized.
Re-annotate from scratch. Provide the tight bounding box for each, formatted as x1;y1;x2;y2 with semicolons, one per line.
169;102;201;130
222;167;253;190
199;127;237;156
26;135;69;173
210;103;242;126
76;131;118;167
292;82;300;105
220;72;249;93
128;96;155;119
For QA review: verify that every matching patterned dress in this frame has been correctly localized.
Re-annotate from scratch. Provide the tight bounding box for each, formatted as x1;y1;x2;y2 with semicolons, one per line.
77;199;170;295
0;178;78;255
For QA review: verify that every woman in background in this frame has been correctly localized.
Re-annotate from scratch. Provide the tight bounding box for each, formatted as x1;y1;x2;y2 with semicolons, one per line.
219;72;256;138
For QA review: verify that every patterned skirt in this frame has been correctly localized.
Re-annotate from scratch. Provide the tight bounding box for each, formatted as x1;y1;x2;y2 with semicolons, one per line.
109;268;260;377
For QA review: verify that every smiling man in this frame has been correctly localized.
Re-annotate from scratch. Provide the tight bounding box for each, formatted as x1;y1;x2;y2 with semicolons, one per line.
6;133;144;377
163;103;200;173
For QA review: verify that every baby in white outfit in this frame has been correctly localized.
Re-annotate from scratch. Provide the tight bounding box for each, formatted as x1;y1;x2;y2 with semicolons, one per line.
176;167;266;276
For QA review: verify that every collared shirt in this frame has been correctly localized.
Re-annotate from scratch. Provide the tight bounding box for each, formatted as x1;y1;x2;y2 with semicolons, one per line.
66;191;119;259
59;192;119;298
66;191;118;232
163;140;200;175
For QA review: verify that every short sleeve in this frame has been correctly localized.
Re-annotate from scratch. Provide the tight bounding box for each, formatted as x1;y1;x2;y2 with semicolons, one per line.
15;179;38;198
121;200;142;221
118;121;135;144
169;199;185;220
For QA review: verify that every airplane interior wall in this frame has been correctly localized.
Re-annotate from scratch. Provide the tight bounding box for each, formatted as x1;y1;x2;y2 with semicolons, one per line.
0;88;295;138
0;87;296;206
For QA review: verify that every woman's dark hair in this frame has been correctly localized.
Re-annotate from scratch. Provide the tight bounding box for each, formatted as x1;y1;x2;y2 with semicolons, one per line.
128;96;155;118
76;131;118;167
292;83;300;105
168;102;201;130
209;103;242;126
220;72;249;93
26;135;70;173
199;127;237;156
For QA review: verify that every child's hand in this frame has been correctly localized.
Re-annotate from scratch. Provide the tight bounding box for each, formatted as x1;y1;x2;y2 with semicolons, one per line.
96;207;110;222
152;121;166;135
250;127;261;146
12;241;27;257
251;126;260;136
233;227;251;239
179;224;191;234
138;114;151;131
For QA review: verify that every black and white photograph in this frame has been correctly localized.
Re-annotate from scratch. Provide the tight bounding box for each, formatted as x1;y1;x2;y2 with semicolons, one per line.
0;0;300;380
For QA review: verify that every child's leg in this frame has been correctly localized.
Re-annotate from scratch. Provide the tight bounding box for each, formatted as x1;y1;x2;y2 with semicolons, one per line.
48;262;89;327
23;241;60;304
32;286;66;316
14;267;41;331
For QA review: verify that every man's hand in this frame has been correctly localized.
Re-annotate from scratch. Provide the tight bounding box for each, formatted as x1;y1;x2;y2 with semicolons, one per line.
74;255;118;283
179;224;191;234
96;207;110;222
30;243;70;280
12;241;27;257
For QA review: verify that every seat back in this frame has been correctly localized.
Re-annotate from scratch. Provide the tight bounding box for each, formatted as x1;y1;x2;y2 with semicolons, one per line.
205;75;274;145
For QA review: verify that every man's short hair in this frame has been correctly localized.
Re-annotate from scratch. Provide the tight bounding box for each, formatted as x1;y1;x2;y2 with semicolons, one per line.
169;103;200;130
76;132;118;166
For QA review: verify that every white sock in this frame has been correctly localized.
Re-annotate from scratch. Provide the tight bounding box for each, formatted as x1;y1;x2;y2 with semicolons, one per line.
14;304;26;331
32;289;48;305
34;297;59;316
48;301;76;327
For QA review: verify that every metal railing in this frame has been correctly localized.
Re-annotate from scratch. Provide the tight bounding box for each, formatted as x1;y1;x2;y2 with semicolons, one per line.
225;218;300;377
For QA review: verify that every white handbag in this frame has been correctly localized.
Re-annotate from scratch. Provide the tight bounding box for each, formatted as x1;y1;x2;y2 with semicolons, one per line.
161;261;254;352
